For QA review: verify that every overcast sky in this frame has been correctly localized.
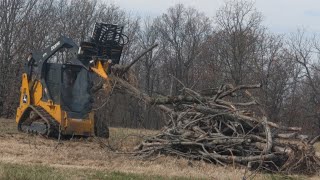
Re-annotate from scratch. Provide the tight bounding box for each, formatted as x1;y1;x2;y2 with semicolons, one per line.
109;0;320;34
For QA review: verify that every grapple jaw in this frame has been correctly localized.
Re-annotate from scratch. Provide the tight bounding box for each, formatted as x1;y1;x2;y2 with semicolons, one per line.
77;23;128;79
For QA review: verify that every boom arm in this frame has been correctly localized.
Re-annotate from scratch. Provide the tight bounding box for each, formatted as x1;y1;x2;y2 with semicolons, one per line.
26;23;127;102
28;36;81;102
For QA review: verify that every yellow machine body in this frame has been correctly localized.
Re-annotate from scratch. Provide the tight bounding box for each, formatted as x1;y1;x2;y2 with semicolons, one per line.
16;60;110;136
15;23;125;137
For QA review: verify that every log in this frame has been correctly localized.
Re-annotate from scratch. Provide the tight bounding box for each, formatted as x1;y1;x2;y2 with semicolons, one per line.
150;95;207;104
218;84;262;99
120;44;158;75
200;151;277;163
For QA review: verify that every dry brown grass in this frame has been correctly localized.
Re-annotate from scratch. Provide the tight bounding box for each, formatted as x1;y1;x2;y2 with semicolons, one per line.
108;127;158;151
314;142;320;153
0;118;318;179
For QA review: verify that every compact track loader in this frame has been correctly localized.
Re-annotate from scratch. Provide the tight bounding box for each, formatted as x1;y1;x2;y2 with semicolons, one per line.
15;23;128;138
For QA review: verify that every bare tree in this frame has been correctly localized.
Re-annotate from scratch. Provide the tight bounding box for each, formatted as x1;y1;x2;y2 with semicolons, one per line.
0;0;38;117
285;29;320;133
136;18;162;95
154;4;212;95
214;0;263;85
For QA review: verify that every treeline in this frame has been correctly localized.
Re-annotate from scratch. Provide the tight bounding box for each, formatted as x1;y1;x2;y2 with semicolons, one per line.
1;0;320;134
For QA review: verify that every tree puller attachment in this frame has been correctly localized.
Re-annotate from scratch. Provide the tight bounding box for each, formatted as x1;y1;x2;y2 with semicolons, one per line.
15;23;128;138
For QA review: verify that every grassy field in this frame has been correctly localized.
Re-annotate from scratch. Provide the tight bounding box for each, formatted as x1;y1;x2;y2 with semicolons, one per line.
0;161;309;180
0;161;310;180
0;162;192;180
0;119;318;180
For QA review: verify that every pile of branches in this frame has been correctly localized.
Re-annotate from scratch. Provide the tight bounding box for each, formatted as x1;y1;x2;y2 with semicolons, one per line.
101;42;320;174
113;79;320;174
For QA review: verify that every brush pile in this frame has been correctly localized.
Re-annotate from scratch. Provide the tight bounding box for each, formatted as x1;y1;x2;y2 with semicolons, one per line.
113;79;320;174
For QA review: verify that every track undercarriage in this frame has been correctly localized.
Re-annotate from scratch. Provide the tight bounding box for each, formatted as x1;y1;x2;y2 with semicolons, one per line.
18;106;60;137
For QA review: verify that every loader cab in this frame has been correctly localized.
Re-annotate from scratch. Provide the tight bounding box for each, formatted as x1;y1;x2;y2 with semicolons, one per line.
61;64;92;118
33;23;127;119
44;59;93;119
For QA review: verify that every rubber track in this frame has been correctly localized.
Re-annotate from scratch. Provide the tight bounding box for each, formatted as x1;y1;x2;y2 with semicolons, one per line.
28;105;60;137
